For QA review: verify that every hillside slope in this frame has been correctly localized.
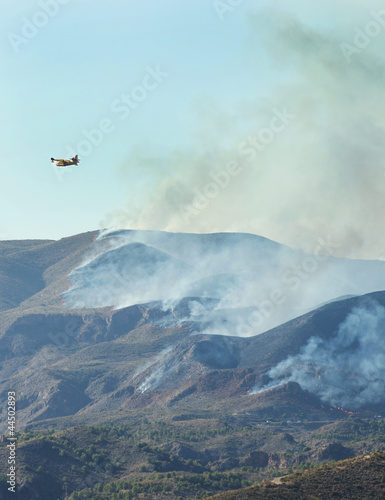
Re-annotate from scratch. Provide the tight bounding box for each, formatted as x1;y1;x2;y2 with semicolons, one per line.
2;420;383;500
1;291;385;432
207;450;385;500
1;231;385;499
0;231;98;311
63;230;385;334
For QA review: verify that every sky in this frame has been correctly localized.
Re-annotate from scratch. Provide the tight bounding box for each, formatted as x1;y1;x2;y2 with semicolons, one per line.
2;0;385;259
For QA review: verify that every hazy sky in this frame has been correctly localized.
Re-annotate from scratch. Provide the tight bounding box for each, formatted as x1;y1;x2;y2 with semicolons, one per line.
2;0;385;258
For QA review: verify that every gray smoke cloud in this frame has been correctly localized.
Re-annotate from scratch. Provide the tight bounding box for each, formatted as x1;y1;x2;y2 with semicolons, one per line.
101;4;385;259
63;230;385;337
253;300;385;408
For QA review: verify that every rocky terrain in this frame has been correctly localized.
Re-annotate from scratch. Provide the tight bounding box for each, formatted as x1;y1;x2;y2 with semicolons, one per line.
1;229;385;498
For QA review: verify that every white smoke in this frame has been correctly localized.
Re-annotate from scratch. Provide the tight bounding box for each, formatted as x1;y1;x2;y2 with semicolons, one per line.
136;347;177;394
63;230;385;337
253;300;385;408
101;4;385;260
133;347;173;393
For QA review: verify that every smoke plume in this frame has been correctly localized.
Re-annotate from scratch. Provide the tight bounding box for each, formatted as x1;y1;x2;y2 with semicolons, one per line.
253;300;385;408
63;231;385;336
102;4;385;259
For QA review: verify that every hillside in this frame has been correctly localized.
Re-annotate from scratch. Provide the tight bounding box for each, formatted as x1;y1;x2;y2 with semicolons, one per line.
0;231;98;311
207;450;385;500
62;230;385;333
0;290;384;433
1;230;385;499
1;419;384;499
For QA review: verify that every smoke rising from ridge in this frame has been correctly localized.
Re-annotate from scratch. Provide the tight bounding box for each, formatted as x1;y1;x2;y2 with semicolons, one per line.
63;231;385;337
253;301;385;408
102;5;385;259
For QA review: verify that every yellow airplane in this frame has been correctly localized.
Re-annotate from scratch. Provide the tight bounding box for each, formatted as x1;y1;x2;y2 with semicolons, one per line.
51;155;80;167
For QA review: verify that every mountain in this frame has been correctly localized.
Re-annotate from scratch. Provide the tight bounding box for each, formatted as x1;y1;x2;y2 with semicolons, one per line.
1;289;385;433
0;231;98;311
1;230;385;433
3;228;385;326
62;229;385;333
1;230;385;499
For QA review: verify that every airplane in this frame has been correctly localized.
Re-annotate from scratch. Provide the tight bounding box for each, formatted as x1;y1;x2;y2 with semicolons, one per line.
51;155;80;167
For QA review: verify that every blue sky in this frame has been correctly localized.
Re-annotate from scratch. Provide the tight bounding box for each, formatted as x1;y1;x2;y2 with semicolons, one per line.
1;0;265;239
2;0;385;258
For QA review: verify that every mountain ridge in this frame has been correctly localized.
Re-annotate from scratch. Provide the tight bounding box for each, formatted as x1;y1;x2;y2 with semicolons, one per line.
1;230;385;499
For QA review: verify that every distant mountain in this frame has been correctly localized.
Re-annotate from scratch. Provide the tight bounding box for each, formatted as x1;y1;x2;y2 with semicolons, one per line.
3;229;385;331
63;230;385;333
63;241;190;308
0;231;98;311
